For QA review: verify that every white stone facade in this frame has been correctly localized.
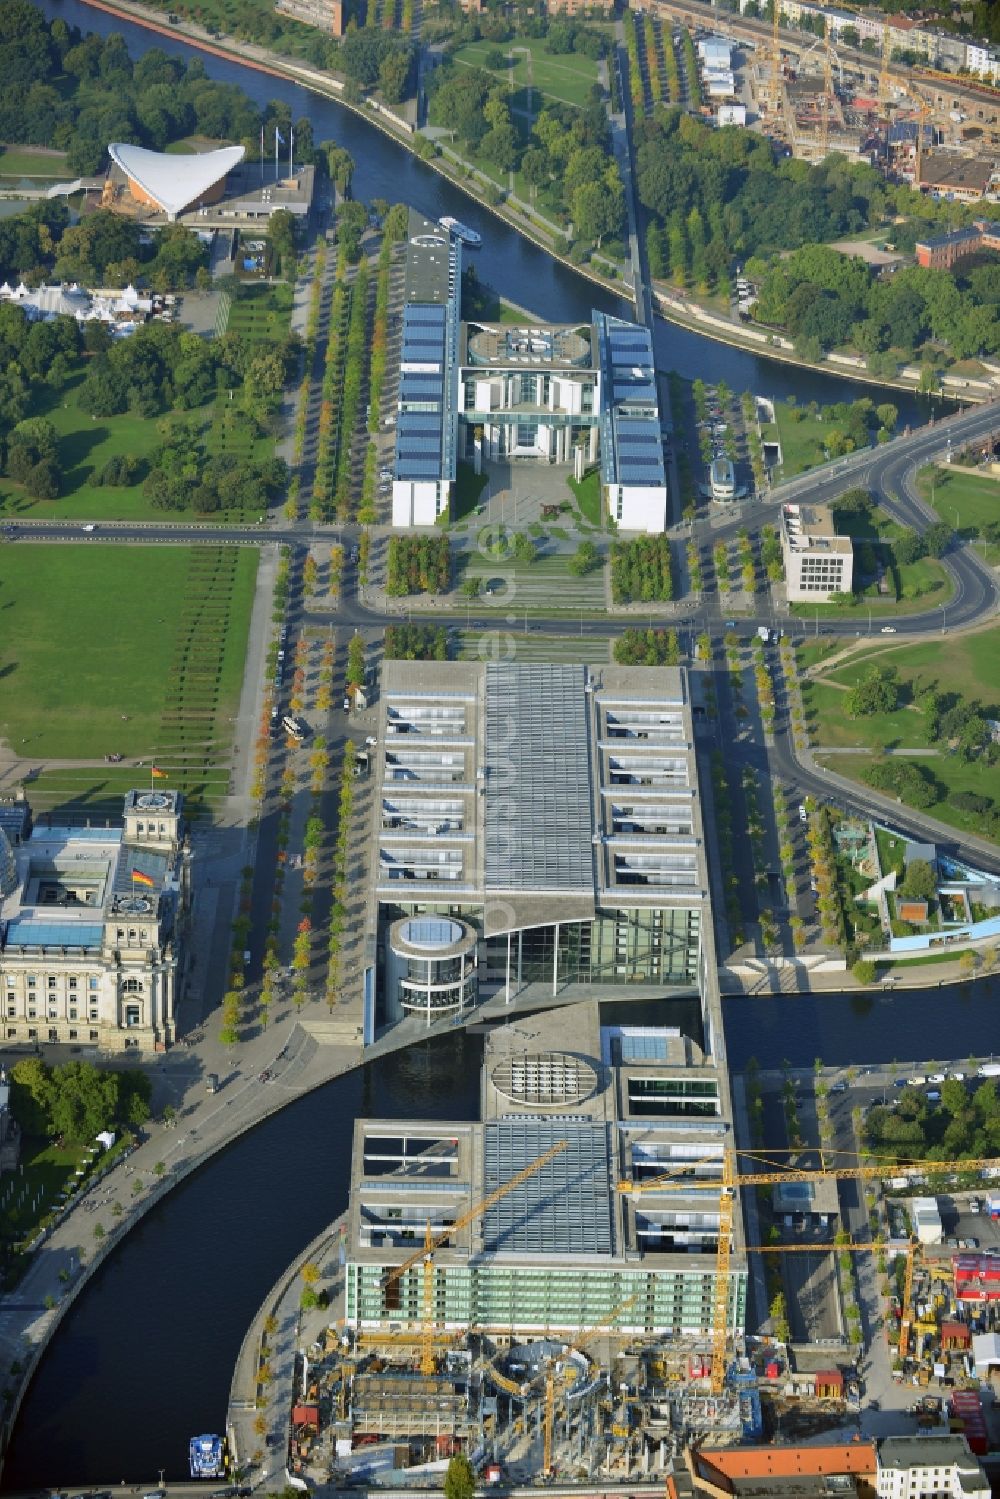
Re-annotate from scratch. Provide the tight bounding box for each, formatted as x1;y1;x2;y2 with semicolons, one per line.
0;791;190;1053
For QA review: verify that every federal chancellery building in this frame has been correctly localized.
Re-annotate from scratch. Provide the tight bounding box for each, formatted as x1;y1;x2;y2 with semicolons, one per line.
390;212;669;533
0;790;190;1052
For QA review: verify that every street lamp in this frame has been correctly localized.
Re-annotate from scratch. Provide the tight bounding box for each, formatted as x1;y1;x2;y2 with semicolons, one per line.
940;603;947;634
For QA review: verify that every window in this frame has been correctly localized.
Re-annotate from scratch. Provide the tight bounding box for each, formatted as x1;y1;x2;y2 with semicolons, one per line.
116;929;124;940
122;977;143;994
89;1029;99;1041
5;1005;14;1020
136;822;144;833
48;1028;58;1043
68;978;77;990
69;1008;77;1021
68;1029;78;1041
89;977;99;991
5;1028;16;1039
127;929;136;940
27;1028;37;1040
47;977;57;990
27;1007;36;1020
125;1003;141;1028
27;976;36;989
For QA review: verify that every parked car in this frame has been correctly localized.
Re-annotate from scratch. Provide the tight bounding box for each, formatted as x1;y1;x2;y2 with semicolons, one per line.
830;1080;848;1093
928;1072;946;1083
881;625;896;634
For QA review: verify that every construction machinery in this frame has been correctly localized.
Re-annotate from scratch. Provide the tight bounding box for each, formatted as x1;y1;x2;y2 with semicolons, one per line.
539;1291;646;1476
380;1139;569;1377
618;1148;1000;1396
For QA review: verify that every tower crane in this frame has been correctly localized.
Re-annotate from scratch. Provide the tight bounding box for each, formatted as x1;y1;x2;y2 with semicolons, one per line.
380;1139;569;1377
618;1148;1000;1396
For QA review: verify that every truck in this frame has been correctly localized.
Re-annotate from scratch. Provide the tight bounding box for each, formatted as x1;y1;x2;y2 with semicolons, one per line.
978;1063;1000;1077
757;626;773;643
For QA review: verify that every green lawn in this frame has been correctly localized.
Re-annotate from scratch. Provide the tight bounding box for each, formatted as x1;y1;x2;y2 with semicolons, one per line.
0;547;256;811
568;469;603;528
766;402;837;478
803;625;1000;841
917;463;1000;563
0;146;69;178
449;38;599;110
456;550;607;611
225;282;293;343
0;373;278;524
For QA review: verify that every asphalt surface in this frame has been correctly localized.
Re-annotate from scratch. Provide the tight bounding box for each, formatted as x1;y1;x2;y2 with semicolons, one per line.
3;399;1000;892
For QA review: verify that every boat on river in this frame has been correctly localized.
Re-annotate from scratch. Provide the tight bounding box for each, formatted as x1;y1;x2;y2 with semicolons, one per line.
438;215;481;247
190;1432;225;1477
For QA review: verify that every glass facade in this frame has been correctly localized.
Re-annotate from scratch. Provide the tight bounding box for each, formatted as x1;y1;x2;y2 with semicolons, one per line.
483;910;699;989
348;1262;746;1337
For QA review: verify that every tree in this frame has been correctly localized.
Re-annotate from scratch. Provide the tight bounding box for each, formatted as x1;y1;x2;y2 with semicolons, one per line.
852;958;877;985
568;540;599;576
845;665;898;718
444;1454;476;1499
893;529;925;566
898;858;936;903
941;1077;968;1116
922;521;953;558
300;1260;320;1286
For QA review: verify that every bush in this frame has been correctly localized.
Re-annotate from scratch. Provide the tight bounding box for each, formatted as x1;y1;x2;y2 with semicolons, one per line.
852;958;878;985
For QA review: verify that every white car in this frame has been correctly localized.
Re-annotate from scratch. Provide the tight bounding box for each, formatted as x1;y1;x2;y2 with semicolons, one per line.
928;1072;946;1083
82;523;96;532
949;1071;966;1081
881;625;896;634
798;804;808;822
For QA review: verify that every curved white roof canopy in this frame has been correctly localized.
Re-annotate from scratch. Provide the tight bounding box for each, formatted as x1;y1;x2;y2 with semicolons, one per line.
108;142;245;219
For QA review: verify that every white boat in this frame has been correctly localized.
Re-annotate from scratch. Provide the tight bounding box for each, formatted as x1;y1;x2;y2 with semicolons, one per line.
438;215;481;247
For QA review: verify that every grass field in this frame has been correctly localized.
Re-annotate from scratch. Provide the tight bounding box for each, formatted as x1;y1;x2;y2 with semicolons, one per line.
918;463;1000;563
455;629;608;663
224;282;293;344
0;545;256;816
450;38;599;111
761;403;834;478
456;550;607;612
0;371;279;524
0;146;69;178
801;627;1000;841
568;469;603;528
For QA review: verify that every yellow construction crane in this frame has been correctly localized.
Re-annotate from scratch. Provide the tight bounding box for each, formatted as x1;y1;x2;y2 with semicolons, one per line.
381;1139;569;1377
618;1148;1000;1395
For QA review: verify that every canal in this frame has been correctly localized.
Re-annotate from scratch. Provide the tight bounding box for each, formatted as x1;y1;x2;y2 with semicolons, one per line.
8;984;1000;1486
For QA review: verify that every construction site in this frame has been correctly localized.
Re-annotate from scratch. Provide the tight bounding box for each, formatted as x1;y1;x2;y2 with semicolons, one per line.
266;999;1000;1487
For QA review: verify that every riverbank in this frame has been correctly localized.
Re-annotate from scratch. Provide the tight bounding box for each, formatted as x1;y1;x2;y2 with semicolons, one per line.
70;0;633;313
653;286;998;404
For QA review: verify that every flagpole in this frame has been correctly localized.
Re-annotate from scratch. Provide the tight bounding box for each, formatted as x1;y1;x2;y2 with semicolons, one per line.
260;123;264;186
275;126;279;184
289;124;293;179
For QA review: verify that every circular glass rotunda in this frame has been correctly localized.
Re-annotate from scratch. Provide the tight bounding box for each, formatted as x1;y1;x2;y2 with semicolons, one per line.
386;916;478;1024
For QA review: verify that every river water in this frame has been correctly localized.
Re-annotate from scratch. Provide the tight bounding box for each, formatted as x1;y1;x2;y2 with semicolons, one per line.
8;982;1000;1486
0;5;970;1483
37;0;935;421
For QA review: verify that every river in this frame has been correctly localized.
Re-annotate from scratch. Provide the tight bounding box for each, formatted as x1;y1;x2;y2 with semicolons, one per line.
38;0;935;422
8;982;1000;1486
0;6;968;1483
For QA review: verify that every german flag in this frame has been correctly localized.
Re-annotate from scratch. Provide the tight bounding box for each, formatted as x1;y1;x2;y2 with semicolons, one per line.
151;765;168;780
131;869;155;888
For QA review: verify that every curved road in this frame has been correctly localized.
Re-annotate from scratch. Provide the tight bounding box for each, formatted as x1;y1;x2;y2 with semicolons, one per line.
3;396;1000;876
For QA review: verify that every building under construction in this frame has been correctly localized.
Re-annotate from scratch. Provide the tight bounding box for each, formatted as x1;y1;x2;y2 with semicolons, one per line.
338;1000;751;1471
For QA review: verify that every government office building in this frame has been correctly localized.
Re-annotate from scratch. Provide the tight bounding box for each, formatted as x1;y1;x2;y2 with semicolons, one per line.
345;661;745;1344
0;791;190;1052
390;212;668;533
